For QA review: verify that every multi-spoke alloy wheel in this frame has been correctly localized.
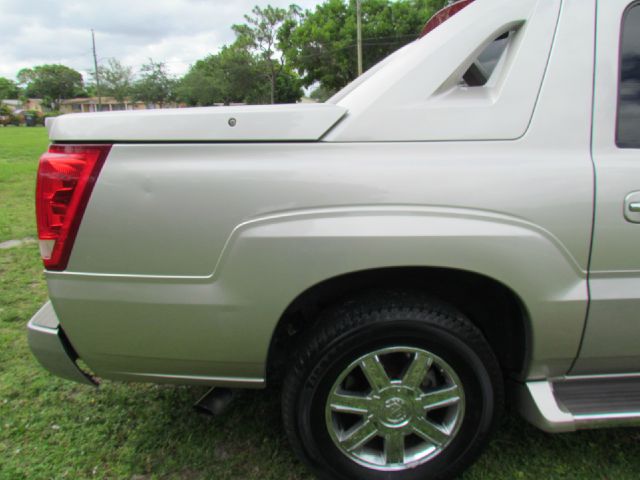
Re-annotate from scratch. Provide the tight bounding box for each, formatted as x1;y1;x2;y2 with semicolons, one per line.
325;346;464;470
282;295;503;480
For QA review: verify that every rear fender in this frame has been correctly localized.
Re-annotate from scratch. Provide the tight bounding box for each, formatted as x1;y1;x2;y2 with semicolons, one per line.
214;206;587;379
50;206;587;383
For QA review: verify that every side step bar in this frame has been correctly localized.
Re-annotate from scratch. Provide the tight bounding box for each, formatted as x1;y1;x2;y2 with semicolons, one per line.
516;375;640;432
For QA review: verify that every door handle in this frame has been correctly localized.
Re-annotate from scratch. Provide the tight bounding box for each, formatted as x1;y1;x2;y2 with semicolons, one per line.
624;193;640;222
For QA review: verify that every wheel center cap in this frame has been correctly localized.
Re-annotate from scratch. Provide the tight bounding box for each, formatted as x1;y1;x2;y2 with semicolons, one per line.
382;397;409;425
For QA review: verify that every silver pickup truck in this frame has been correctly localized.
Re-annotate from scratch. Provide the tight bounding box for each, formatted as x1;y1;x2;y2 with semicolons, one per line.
27;0;640;478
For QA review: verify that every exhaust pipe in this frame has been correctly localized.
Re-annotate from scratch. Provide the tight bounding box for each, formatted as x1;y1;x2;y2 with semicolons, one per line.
193;387;235;416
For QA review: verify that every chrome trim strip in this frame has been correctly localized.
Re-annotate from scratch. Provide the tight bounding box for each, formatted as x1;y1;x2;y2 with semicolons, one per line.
574;412;640;429
556;372;640;381
119;371;265;386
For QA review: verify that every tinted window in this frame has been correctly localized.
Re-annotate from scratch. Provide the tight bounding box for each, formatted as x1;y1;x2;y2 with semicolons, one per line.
462;32;512;87
618;4;640;148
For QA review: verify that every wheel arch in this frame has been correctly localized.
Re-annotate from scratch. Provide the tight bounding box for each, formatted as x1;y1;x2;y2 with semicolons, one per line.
267;266;532;384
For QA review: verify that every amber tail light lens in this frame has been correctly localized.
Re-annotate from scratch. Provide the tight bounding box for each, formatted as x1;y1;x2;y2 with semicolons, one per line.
35;144;111;270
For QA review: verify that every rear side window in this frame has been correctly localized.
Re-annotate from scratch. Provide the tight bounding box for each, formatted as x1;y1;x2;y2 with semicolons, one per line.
462;32;512;87
617;3;640;148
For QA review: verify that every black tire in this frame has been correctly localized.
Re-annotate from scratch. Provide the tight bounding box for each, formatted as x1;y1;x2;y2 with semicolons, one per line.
282;292;503;480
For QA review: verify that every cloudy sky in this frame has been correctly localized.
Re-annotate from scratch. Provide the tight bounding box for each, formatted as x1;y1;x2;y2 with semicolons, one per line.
0;0;323;81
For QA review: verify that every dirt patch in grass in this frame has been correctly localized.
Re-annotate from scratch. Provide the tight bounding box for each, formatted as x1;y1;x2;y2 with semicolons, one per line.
0;237;36;249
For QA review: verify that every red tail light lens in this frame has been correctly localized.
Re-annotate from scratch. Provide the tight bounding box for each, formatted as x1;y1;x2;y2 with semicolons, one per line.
36;144;111;270
420;0;474;38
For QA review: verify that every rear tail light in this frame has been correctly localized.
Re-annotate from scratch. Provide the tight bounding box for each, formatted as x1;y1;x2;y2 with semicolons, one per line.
36;144;111;270
420;0;475;38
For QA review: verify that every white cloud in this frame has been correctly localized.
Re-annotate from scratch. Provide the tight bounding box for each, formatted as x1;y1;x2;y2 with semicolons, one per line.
0;0;322;81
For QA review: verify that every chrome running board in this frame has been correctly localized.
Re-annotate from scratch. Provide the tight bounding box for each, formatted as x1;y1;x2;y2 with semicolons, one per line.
516;374;640;432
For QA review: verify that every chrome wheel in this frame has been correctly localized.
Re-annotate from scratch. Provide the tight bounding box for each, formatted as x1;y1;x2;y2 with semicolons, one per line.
325;346;465;471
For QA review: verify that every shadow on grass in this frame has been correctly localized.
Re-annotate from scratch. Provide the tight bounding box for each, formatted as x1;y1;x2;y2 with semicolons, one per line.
90;382;640;480
93;383;307;480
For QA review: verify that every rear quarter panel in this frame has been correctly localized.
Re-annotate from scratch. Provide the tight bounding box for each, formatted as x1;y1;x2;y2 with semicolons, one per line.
46;0;596;385
48;139;592;384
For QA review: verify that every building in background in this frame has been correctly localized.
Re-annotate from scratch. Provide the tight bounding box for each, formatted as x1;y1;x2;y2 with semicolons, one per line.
0;98;44;113
1;97;185;115
59;97;185;113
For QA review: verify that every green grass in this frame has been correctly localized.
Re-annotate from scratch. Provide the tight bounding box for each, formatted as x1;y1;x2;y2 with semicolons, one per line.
0;127;638;479
0;127;49;243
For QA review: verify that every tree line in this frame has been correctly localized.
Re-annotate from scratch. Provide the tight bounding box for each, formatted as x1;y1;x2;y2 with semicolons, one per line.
0;0;446;110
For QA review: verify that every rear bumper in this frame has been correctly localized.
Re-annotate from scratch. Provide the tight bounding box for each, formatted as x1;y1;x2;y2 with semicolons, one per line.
27;301;97;386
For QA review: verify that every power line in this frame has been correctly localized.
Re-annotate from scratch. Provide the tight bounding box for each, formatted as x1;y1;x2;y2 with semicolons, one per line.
80;33;421;81
291;38;416;61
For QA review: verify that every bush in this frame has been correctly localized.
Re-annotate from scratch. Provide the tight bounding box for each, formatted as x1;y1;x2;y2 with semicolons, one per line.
0;105;19;126
23;109;44;126
43;111;61;124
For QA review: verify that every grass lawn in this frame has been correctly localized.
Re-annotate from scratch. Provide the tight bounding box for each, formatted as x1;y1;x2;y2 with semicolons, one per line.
0;127;638;479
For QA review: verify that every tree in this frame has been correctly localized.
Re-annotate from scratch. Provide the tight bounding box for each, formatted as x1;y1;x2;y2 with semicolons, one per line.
273;66;304;103
97;59;134;102
176;46;257;106
309;84;335;102
0;77;20;101
176;60;223;106
17;64;84;109
283;0;447;92
233;5;302;104
176;44;303;106
132;60;175;107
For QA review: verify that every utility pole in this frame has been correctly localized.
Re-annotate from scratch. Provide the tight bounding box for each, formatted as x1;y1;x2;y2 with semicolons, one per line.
356;0;363;76
91;29;102;111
